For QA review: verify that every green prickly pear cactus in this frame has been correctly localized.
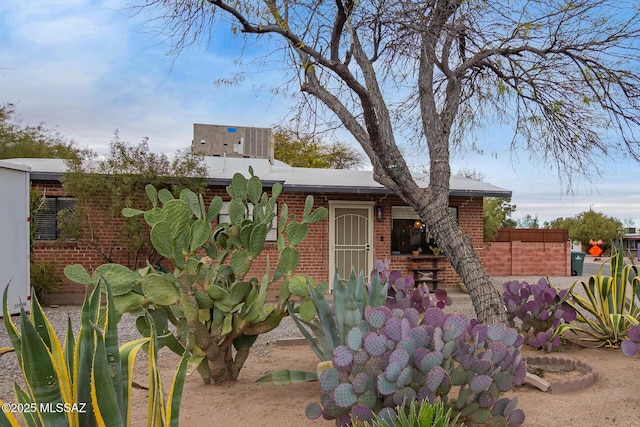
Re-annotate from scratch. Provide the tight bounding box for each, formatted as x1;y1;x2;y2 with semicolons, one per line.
64;168;327;385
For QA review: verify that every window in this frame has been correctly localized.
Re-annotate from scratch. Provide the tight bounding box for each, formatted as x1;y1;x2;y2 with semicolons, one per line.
390;206;457;254
33;197;75;241
219;201;278;241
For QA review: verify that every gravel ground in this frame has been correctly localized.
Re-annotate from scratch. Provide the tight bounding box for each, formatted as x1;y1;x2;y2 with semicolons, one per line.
0;274;584;406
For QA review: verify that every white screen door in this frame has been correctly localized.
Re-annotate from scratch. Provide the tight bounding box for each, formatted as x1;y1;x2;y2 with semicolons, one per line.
329;203;374;289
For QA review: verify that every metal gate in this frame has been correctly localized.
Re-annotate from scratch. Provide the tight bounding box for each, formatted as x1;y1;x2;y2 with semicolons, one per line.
329;203;373;288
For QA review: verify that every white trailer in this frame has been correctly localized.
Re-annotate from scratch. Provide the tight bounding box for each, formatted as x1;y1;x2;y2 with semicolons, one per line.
0;160;31;316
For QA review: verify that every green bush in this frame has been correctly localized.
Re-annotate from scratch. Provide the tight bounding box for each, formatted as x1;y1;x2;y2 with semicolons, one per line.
30;261;62;301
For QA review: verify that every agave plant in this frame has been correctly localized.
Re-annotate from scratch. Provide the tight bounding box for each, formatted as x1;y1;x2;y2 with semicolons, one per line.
361;399;460;427
255;268;388;384
0;280;188;427
555;244;640;347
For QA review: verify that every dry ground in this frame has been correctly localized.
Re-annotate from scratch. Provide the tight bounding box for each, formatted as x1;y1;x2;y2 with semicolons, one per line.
129;340;640;427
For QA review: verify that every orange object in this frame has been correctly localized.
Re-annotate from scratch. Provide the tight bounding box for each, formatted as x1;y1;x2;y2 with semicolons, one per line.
589;245;603;258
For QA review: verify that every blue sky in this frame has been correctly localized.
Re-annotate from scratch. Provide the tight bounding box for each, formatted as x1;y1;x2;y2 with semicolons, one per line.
1;1;639;226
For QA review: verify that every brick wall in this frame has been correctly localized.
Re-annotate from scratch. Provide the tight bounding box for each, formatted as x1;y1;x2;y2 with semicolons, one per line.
479;241;571;277
31;180;567;304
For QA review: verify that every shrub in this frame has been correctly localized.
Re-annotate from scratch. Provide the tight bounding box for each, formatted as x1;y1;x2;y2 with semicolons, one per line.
0;280;188;426
30;261;62;301
502;278;576;351
305;307;526;426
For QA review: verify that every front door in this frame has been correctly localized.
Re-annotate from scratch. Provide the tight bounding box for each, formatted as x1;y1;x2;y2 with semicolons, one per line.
329;202;374;289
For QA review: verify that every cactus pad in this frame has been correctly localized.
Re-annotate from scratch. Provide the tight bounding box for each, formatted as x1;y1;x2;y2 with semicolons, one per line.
502;328;520;347
450;365;472;386
493;371;514;392
507;409;525;427
443;315;468;342
402;308;420;328
491;397;511;417
396;366;413;388
333;345;354;371
384;361;403;382
478;390;496;409
442;340;458;359
350;404;373;421
397;337;418;357
423;307;446;327
351;372;370;394
433;327;445;352
389;348;410;368
353;348;369;365
367;308;387;330
470;358;493;375
384;317;403;342
392;387;417;407
419;351;444;373
363;333;387;357
488;323;506;342
347;327;363;351
472;408;491;424
357;389;377;408
469;374;492;393
425;366;446;391
377;374;397;395
409;327;429;348
305;402;323;420
489;341;508;365
319;367;340;392
333;383;358;408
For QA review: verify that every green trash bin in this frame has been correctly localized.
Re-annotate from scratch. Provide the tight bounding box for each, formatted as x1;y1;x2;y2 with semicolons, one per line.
571;251;585;276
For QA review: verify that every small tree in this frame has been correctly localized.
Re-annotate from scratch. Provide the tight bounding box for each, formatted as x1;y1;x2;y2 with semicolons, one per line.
273;126;364;169
0;102;85;161
545;210;624;249
483;197;517;242
133;0;640;323
62;133;208;268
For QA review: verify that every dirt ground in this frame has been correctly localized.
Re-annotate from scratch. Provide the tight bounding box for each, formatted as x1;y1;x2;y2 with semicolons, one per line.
129;341;640;427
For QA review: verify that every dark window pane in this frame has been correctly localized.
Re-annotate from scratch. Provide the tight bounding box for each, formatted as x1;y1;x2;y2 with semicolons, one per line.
33;197;75;241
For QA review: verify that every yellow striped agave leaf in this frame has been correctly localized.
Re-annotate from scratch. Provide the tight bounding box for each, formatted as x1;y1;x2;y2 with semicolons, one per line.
2;286;22;359
146;312;166;427
165;351;190;427
13;385;39;427
100;275;125;423
74;280;102;426
0;400;20;427
28;288;73;408
90;330;125;427
119;337;149;426
17;309;68;427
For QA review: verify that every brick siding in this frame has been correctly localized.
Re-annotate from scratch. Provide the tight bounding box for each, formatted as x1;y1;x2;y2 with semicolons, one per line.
31;181;568;304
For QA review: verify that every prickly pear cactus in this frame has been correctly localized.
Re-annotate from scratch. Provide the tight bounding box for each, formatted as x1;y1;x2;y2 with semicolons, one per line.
64;169;327;385
306;306;526;426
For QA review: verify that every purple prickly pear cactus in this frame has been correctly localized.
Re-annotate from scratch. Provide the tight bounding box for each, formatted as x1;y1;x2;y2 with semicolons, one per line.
502;278;576;351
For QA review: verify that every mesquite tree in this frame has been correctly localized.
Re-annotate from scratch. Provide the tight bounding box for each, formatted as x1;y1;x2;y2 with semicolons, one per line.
136;0;640;323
